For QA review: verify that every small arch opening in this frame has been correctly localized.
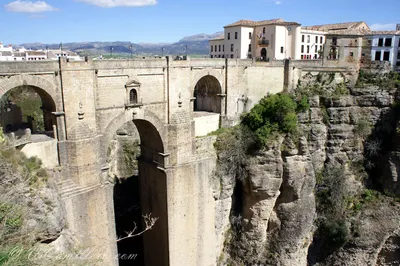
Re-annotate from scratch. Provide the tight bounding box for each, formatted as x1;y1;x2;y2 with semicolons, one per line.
129;89;138;104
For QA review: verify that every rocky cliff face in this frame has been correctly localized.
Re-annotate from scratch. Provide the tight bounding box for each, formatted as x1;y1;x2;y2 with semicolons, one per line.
214;71;400;265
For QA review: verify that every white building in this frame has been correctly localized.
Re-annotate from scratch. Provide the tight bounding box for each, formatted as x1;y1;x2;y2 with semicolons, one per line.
367;30;400;69
25;51;47;61
0;42;14;61
210;36;225;58
210;18;302;60
47;49;82;61
299;28;326;59
0;41;82;61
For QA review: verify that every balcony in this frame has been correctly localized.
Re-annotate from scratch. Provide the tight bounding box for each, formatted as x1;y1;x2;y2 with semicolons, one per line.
258;39;269;46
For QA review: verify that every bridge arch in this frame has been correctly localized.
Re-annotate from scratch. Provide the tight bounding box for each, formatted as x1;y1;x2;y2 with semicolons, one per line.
192;74;223;113
102;110;166;160
0;74;60;111
0;75;60;135
103;109;169;266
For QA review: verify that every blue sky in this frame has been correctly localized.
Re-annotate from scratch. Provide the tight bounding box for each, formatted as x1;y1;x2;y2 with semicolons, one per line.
1;0;399;45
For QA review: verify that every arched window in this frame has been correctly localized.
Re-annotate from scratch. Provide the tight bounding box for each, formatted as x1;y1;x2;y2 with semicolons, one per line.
129;89;138;104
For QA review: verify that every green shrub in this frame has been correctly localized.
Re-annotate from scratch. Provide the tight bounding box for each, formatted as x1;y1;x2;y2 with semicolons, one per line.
241;93;300;146
296;95;310;113
321;219;349;248
354;118;371;139
214;126;256;182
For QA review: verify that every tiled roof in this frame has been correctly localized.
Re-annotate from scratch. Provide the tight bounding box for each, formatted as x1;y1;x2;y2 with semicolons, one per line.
0;51;12;56
26;51;46;56
13;52;25;57
302;21;369;31
224;18;300;28
326;28;371;36
210;35;224;41
368;30;400;35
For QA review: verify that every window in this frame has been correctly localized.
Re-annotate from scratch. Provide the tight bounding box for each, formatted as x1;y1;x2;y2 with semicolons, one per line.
385;38;392;47
315;45;318;53
349;52;354;57
378;38;383;46
235;32;238;39
332;37;337;46
211;46;213;52
301;55;304;59
263;27;266;34
280;47;284;53
219;45;221;52
223;45;225;52
249;32;252;39
307;45;310;53
222;55;225;58
211;55;213;58
301;45;304;53
307;35;310;43
320;45;323;51
320;37;323;43
375;51;381;61
315;36;318;43
248;44;251;52
383;51;390;61
230;54;234;58
231;44;234;52
302;35;305;42
129;89;138;104
228;33;230;40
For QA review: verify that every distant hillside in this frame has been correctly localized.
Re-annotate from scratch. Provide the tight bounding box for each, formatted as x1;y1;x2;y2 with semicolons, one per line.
18;32;223;57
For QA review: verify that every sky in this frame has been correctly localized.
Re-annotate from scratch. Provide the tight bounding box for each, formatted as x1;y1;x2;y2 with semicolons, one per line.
0;0;399;45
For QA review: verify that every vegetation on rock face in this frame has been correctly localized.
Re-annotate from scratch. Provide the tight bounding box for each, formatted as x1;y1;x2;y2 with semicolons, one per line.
356;69;400;89
241;93;308;147
0;127;75;266
122;139;140;174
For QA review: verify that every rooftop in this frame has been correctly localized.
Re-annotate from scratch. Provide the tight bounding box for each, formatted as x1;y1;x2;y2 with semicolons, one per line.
368;30;400;35
224;18;300;28
302;21;369;31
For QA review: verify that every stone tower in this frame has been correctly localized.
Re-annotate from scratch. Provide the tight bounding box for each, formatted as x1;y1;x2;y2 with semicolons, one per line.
397;24;400;31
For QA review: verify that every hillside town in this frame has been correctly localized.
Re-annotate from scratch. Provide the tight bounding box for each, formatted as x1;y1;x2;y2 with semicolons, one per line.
210;19;400;70
0;42;81;61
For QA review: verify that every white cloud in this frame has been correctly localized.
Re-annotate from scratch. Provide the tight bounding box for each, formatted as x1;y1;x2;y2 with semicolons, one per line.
275;1;282;4
370;23;396;31
76;0;157;8
4;1;58;13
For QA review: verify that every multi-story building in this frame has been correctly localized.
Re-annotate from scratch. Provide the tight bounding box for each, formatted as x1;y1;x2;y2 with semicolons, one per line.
210;18;302;60
304;22;370;65
299;28;326;59
366;30;400;69
209;36;225;58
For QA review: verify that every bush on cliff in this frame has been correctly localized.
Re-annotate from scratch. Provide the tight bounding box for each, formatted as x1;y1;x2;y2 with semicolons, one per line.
241;93;305;146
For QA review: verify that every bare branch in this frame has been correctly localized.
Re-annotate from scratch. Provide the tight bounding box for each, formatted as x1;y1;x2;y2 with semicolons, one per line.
116;214;158;242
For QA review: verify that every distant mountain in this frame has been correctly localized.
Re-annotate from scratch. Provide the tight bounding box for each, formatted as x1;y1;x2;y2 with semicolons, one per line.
179;32;223;42
17;32;223;57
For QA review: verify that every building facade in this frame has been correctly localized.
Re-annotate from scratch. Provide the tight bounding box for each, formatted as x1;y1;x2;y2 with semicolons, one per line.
210;19;301;60
367;31;400;68
299;29;326;59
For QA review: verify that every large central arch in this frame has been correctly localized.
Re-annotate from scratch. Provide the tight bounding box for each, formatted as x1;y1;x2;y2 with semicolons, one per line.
103;111;169;266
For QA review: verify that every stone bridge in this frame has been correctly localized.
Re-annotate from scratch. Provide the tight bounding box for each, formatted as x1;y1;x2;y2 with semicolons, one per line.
0;57;351;265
